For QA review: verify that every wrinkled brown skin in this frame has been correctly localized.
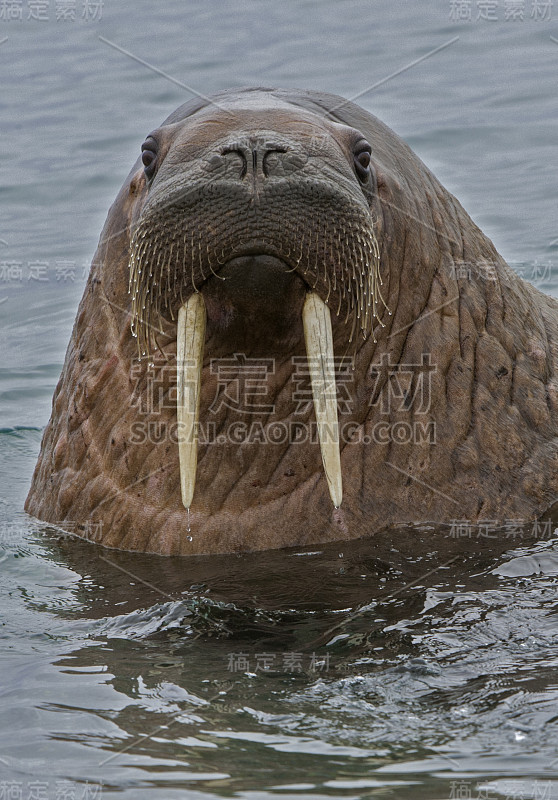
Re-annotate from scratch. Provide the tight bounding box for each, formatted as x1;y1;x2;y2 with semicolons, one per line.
25;87;558;555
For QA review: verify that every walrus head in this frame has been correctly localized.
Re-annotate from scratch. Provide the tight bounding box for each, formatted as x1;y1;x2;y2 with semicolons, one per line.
26;88;558;553
129;103;387;356
127;95;390;511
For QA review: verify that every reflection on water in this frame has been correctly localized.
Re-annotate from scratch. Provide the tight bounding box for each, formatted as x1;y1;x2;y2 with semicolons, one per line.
2;481;558;797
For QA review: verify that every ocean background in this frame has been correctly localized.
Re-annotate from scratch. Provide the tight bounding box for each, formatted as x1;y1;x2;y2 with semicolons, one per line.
1;1;558;798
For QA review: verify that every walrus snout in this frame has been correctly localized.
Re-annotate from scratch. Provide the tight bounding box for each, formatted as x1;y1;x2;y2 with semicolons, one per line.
129;177;386;358
126;106;388;362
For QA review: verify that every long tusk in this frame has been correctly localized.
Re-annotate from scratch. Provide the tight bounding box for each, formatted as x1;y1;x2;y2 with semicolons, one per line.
177;292;206;509
302;291;343;508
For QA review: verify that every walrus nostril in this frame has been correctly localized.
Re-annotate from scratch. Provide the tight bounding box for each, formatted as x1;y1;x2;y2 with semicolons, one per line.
220;141;291;180
261;145;289;177
221;145;248;178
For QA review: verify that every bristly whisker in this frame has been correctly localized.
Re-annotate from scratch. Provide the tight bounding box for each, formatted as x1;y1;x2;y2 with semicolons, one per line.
128;196;388;360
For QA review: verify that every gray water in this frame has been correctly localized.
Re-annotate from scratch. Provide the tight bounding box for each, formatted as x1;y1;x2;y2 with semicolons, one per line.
2;1;558;797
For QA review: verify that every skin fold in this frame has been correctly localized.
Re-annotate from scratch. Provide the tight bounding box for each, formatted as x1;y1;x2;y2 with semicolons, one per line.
25;87;558;555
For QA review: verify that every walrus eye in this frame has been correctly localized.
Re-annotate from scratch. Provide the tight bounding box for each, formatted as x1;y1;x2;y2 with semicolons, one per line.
354;142;372;183
141;137;158;179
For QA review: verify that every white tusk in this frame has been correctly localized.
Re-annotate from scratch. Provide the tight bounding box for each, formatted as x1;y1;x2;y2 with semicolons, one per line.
302;291;343;508
177;292;206;509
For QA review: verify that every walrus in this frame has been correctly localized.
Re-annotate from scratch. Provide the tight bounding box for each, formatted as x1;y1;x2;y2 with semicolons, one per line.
25;87;558;555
